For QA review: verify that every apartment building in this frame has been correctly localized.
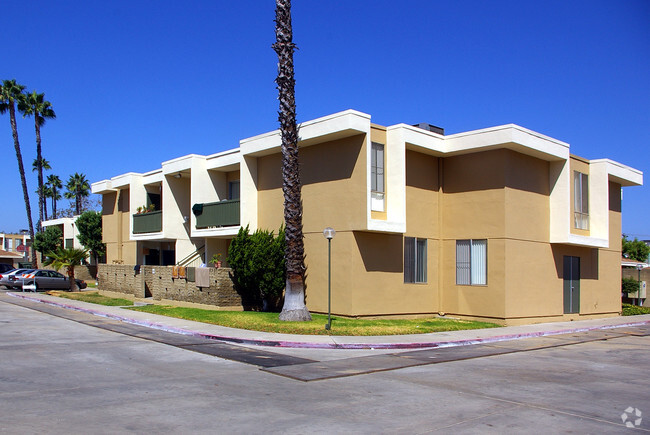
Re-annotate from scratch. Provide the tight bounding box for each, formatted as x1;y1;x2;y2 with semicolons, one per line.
92;110;642;324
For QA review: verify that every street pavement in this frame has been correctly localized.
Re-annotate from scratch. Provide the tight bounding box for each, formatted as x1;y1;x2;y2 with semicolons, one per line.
1;291;649;433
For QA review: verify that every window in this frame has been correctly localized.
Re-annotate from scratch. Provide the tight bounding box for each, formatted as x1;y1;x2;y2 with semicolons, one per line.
65;238;73;249
456;239;487;285
404;237;427;283
228;181;240;200
573;171;589;230
371;142;385;212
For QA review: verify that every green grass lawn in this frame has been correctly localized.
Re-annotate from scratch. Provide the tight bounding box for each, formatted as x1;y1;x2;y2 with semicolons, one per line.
49;291;133;307
126;305;499;336
622;303;650;316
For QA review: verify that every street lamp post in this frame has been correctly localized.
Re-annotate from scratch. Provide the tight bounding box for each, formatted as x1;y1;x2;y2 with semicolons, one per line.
636;264;644;307
323;227;335;330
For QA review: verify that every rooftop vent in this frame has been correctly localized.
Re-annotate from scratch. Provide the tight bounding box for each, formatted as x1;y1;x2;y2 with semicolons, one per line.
413;123;444;135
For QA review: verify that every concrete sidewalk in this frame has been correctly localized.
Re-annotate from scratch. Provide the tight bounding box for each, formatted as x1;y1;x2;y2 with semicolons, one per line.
5;291;650;349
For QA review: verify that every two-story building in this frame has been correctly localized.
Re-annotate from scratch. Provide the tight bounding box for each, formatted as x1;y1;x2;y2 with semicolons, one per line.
0;231;32;267
92;110;642;325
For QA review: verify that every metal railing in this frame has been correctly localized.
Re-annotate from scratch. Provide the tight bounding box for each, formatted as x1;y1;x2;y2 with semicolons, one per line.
133;210;163;234
195;200;240;229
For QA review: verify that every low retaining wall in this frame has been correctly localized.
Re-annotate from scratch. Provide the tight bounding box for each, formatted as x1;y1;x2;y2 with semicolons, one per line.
97;264;242;308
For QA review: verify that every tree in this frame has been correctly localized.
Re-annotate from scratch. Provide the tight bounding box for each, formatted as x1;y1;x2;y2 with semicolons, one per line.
273;0;310;321
0;79;37;268
75;211;105;264
21;91;56;232
34;160;53;221
32;157;51;172
43;247;88;291
622;235;650;262
33;226;63;260
46;174;63;218
227;225;286;311
64;172;90;216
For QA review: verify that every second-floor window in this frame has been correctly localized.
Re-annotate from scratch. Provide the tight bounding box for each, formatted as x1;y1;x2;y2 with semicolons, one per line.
574;171;589;230
371;142;385;212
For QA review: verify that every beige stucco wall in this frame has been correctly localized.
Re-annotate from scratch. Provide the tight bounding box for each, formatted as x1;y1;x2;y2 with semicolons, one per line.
102;189;136;264
257;134;367;233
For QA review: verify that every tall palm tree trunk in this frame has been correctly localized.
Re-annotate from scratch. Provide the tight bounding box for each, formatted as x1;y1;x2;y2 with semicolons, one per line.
275;0;310;321
34;122;44;230
43;190;49;221
9;104;37;268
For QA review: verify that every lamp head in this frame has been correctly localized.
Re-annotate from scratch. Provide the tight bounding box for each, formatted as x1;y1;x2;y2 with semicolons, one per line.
323;227;336;240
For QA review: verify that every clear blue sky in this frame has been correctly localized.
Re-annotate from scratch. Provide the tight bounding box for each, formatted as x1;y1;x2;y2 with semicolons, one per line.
2;0;649;237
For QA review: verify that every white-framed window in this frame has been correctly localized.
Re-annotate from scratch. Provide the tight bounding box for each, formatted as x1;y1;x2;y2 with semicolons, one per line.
456;239;487;285
573;171;589;230
371;142;385;212
404;237;427;283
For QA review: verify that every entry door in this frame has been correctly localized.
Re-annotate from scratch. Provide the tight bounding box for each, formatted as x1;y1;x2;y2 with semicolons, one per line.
563;256;580;314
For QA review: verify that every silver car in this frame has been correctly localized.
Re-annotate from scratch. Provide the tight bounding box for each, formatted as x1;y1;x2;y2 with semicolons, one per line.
22;269;87;291
0;269;33;289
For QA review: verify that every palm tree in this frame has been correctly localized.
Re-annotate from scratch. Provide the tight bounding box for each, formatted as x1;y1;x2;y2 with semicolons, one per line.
32;157;51;172
33;157;52;224
0;79;37;267
36;185;49;221
65;173;90;215
274;0;310;321
47;174;63;218
43;247;88;291
21;91;56;231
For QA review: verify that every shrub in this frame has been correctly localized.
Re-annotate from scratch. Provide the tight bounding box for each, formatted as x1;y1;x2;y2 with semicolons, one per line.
622;303;650;316
34;226;63;259
622;277;640;295
227;225;285;311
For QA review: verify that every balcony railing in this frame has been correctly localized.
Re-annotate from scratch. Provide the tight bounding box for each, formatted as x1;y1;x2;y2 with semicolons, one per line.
133;210;162;234
194;199;240;229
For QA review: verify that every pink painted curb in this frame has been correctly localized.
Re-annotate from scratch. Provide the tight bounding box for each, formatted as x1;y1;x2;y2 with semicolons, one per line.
7;292;650;350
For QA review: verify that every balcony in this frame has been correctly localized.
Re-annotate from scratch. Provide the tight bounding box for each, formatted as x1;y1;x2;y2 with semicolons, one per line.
194;199;240;229
133;210;162;234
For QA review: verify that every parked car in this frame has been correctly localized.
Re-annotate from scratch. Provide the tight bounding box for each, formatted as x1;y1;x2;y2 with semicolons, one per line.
0;263;15;273
6;269;34;290
21;269;87;291
0;269;23;288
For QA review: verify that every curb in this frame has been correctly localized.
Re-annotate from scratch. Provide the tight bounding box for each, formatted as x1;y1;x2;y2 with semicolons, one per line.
7;292;650;350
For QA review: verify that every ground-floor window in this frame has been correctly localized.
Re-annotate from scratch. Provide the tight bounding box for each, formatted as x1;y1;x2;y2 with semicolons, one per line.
456;239;487;285
404;237;427;283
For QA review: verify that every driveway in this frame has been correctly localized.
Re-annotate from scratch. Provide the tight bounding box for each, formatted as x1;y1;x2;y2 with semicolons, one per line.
0;294;648;433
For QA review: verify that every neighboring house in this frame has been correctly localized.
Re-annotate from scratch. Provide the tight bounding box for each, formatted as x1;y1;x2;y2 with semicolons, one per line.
0;231;32;266
41;216;94;264
0;248;26;268
622;257;648;307
41;217;83;250
92;110;643;325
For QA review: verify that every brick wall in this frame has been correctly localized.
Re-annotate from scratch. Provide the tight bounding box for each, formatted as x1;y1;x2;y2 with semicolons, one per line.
97;264;146;298
97;264;241;308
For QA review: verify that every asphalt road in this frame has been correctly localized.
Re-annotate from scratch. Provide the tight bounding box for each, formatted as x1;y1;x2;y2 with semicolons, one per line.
1;295;649;434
